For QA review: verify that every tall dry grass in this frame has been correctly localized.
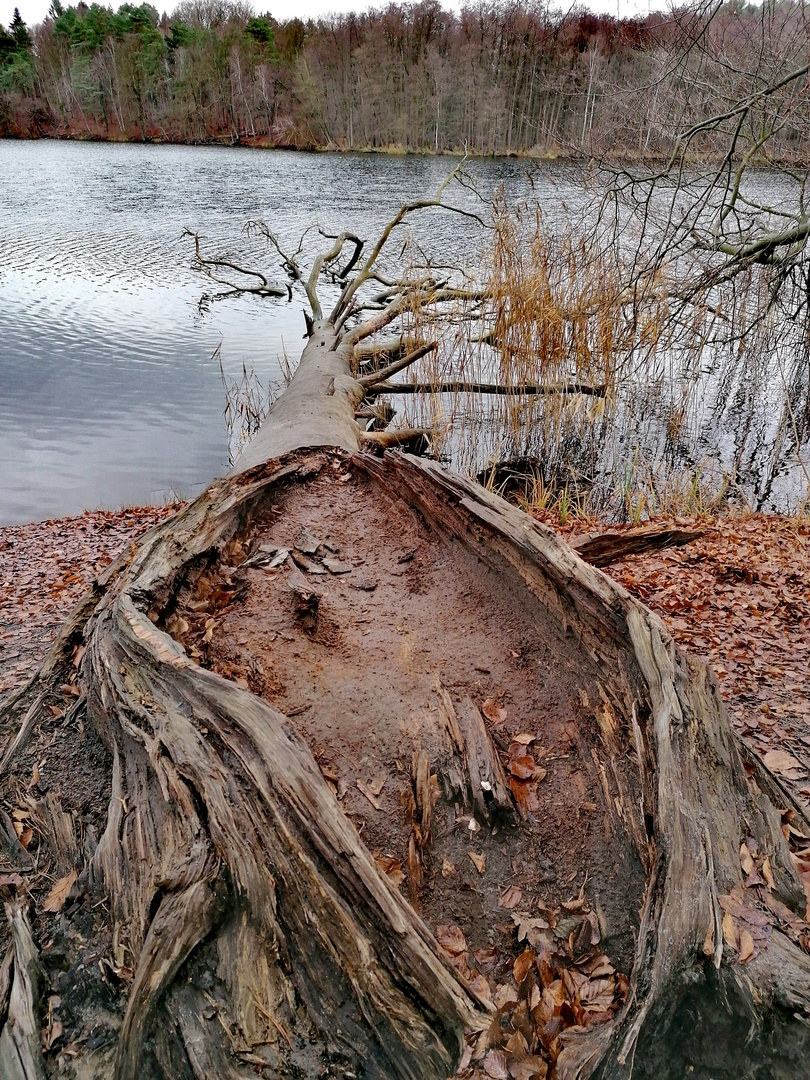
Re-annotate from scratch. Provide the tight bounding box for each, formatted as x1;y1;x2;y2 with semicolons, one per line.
221;188;810;520
383;192;810;519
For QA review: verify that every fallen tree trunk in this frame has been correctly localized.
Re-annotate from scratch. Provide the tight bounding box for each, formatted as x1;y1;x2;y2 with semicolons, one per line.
2;179;810;1080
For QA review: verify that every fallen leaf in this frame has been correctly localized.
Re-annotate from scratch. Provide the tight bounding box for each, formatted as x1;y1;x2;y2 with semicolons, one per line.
436;924;467;956
441;858;455;877
482;698;507;726
513;948;535;985
356;779;383;810
474;946;499;967
722;911;739;952
469;851;486;874
468;972;493;1006
499;884;523;909
375;855;405;886
43;870;77;913
494;982;519;1009
18;827;32;850
587;953;615;978
508;753;545;781
762;857;776;890
43;1016;63;1051
513;732;536;745
561;896;585;912
504;1029;528;1055
508;1055;548;1080
763;749;804;776
483;1049;509;1079
740;843;755;876
580;975;616;1012
513;911;551;941
458;1045;473;1072
368;775;386;796
739;928;755;963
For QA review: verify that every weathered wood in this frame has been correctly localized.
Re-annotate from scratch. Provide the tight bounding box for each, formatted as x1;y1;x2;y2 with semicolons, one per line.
0;904;45;1080
352;450;810;1077
436;687;514;823
32;793;78;876
231;323;363;472
0;813;32;873
371;379;606;397
571;524;705;566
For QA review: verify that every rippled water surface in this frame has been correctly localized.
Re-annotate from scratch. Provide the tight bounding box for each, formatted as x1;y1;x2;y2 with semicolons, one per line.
1;141;566;525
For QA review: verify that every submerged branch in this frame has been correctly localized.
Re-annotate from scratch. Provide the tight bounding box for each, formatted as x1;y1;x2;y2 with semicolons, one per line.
371;379;607;397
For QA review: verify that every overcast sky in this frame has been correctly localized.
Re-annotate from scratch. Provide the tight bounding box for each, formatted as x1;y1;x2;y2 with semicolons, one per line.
2;0;658;35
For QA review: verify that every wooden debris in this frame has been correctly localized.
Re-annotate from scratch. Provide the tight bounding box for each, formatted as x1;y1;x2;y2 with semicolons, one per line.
437;688;514;824
570;524;704;567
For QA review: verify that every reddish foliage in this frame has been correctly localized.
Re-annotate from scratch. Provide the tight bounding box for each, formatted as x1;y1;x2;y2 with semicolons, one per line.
544;512;810;803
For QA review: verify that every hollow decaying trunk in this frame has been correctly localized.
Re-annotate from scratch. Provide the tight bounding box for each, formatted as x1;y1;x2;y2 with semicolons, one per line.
2;319;810;1080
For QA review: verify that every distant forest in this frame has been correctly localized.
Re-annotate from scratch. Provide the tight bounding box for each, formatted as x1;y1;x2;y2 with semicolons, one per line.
1;0;808;158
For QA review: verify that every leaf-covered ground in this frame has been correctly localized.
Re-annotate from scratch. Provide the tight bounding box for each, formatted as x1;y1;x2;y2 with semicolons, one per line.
544;513;810;803
0;506;180;697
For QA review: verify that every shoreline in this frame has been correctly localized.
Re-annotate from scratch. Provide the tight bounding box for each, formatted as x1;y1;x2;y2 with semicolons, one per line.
2;132;805;170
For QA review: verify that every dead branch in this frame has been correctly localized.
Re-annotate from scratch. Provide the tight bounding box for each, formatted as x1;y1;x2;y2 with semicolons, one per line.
184;229;287;299
370;379;607;397
357;342;438;388
571;525;705;567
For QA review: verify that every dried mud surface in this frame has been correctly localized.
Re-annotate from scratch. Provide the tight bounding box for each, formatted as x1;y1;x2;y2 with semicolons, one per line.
173;457;646;980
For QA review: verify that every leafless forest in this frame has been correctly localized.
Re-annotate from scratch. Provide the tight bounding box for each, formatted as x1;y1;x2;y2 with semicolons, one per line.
2;0;810;159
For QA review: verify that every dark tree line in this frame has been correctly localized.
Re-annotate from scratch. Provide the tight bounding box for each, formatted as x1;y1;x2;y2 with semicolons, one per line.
2;0;808;158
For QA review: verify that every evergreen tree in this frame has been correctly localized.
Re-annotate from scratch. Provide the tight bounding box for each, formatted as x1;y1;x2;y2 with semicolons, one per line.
9;8;32;50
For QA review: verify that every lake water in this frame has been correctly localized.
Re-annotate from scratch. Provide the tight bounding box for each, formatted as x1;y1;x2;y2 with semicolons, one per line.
1;140;566;526
2;141;806;525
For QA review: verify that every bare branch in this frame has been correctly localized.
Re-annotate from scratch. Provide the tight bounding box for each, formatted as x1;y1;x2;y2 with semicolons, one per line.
360;426;434;448
306;232;365;320
185;230;287;299
370;380;607;397
329;156;489;326
358;343;437;388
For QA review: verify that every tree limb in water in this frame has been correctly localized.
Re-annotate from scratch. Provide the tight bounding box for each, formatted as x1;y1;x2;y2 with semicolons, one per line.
2;166;810;1080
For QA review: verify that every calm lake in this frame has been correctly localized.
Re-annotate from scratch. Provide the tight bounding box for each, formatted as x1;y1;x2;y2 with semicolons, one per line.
1;140;570;526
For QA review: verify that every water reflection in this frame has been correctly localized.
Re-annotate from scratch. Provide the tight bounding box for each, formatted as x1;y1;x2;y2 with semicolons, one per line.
0;141;546;525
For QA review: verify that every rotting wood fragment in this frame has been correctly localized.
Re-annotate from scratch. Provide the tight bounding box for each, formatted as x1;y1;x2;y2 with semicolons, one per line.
570;524;704;567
